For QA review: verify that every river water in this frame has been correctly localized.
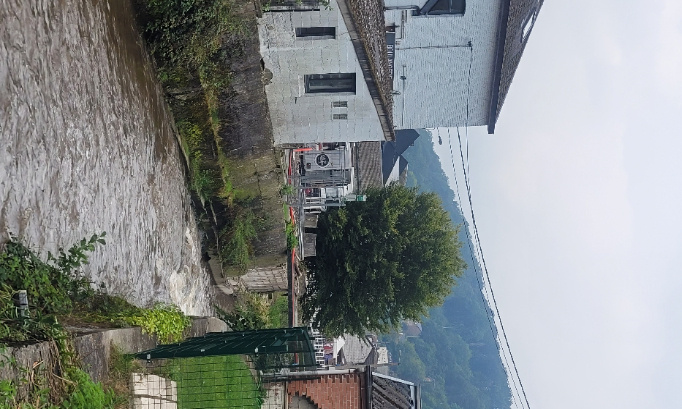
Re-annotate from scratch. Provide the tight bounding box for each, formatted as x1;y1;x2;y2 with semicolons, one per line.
0;0;213;315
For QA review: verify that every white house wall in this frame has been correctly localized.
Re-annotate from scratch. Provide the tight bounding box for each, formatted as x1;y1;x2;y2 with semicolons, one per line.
259;3;386;146
385;0;502;129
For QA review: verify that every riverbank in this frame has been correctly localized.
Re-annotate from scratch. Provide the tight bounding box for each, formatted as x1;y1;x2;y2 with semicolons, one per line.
0;317;226;406
132;0;288;284
0;0;213;315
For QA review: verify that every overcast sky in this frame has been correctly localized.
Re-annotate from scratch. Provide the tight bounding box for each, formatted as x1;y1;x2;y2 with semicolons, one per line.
432;1;682;408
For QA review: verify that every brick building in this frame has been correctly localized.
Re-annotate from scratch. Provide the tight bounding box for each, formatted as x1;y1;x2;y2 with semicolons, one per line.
263;367;420;409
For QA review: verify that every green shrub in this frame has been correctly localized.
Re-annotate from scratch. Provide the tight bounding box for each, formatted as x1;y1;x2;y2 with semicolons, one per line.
267;295;289;329
0;235;106;343
216;293;269;331
138;0;242;92
60;367;117;409
220;209;257;271
285;220;298;250
0;233;105;317
122;304;191;343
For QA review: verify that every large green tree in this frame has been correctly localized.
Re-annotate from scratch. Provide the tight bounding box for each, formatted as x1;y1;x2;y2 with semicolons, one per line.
301;184;466;337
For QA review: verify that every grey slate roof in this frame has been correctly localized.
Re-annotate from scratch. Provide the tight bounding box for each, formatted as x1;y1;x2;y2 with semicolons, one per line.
382;130;419;184
337;0;395;141
356;142;384;191
371;372;419;409
340;335;375;364
488;0;544;133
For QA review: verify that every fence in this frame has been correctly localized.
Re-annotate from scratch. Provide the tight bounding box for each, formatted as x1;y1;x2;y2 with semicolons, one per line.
131;354;263;409
129;328;318;409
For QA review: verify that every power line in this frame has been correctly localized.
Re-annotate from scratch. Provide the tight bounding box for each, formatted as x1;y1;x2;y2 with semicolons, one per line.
444;128;525;409
446;44;531;409
453;126;532;409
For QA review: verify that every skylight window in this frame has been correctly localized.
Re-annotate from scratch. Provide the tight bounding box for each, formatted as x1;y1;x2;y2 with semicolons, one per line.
420;0;465;16
522;9;537;42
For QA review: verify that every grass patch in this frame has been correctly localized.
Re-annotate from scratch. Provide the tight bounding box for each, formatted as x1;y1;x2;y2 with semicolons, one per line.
285;220;298;250
220;207;258;273
267;294;289;329
166;355;262;409
177;120;221;199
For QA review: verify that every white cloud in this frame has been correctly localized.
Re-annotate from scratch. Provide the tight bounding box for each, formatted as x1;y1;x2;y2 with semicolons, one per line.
654;1;682;92
429;1;682;408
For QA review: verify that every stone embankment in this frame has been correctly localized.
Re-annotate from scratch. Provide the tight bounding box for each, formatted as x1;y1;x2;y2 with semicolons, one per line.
0;318;228;400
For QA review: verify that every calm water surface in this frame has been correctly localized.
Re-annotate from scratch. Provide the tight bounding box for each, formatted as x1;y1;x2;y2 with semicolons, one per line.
0;0;213;314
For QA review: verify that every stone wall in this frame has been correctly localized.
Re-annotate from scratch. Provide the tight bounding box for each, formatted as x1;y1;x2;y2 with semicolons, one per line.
217;0;287;267
240;265;288;292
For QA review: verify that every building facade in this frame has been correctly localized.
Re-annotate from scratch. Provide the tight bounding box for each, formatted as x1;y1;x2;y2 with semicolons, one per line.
258;0;394;146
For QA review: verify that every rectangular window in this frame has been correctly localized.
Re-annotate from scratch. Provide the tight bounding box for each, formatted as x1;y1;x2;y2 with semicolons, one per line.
333;113;348;120
295;27;336;39
332;101;348;108
305;73;356;94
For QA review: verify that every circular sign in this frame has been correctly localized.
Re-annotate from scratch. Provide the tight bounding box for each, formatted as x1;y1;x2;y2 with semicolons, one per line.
316;153;330;167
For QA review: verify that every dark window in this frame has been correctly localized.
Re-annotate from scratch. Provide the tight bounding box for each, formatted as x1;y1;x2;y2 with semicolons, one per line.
295;27;336;39
332;113;348;120
420;0;465;15
305;73;356;94
332;101;348;108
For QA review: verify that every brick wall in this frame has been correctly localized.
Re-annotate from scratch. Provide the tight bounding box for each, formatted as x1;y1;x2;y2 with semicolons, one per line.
287;373;366;409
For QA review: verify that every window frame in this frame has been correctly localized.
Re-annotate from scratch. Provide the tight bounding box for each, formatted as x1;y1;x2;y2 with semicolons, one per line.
295;27;336;40
304;73;357;95
419;0;465;16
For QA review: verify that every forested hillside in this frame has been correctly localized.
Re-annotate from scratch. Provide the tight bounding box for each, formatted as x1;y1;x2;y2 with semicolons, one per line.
382;130;511;409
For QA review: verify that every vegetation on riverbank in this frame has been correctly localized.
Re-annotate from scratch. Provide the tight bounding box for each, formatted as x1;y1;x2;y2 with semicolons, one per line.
1;344;119;409
134;0;288;275
216;292;289;331
137;0;244;194
0;236;192;407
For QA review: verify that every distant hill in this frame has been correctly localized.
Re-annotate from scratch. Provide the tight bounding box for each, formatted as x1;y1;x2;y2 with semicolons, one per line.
382;130;511;409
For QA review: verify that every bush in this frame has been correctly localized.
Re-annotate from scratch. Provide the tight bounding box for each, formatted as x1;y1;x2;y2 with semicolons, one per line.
137;0;242;91
122;304;191;343
60;367;117;409
220;208;257;271
216;293;269;331
0;233;105;317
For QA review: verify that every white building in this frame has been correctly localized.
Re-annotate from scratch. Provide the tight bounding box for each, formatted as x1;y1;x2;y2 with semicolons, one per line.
384;0;543;132
258;0;394;146
258;0;543;146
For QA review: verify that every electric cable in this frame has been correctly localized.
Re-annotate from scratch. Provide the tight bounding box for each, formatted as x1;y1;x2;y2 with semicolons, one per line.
445;127;525;409
455;126;532;409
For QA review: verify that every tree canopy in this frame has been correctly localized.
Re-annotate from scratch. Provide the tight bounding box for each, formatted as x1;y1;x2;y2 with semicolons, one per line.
300;184;466;337
384;129;511;409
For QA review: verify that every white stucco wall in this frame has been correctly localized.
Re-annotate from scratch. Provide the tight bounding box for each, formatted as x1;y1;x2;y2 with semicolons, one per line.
384;0;502;129
258;3;386;146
